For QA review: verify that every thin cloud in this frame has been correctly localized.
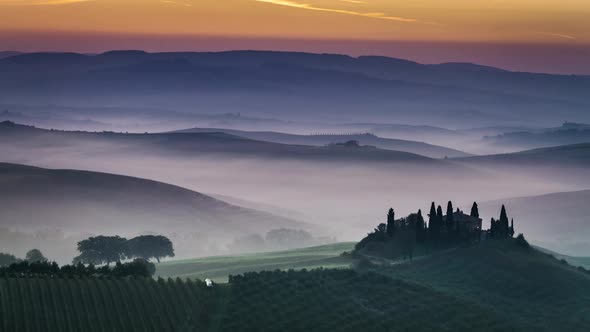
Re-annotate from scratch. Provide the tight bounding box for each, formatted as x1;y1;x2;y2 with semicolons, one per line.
160;0;192;7
538;32;576;40
339;0;366;4
255;0;421;23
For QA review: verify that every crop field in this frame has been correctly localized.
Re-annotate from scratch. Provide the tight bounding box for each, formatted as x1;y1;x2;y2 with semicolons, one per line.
155;242;355;282
0;276;222;332
2;240;590;332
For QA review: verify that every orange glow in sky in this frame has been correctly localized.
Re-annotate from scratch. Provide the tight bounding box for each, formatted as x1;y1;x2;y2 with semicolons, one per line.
0;0;588;44
1;0;589;73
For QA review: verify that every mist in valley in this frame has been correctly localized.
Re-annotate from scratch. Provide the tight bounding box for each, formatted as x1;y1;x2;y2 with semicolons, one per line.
1;123;589;262
1;51;589;265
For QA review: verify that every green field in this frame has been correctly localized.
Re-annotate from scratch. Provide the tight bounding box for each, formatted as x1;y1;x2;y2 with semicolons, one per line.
155;242;355;282
2;240;590;331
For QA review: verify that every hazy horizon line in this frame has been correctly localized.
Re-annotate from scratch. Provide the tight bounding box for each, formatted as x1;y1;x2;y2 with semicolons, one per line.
2;47;590;77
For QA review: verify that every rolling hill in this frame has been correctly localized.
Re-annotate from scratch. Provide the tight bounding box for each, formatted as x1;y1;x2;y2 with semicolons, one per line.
484;122;590;150
0;162;308;261
0;162;303;233
0;121;441;164
478;190;590;255
454;143;590;168
379;239;590;332
173;128;471;158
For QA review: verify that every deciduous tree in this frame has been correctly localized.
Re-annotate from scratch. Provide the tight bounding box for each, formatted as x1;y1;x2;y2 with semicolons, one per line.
127;235;175;263
25;249;48;263
75;236;128;266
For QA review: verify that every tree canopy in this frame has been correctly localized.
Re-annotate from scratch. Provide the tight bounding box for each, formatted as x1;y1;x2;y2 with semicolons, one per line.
74;236;128;266
470;202;480;218
0;253;20;267
25;249;48;263
127;235;175;263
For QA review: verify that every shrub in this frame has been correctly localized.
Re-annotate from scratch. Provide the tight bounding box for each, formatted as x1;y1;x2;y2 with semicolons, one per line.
515;234;529;248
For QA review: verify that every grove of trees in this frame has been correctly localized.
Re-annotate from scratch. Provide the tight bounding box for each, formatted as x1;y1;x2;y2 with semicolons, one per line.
74;235;174;265
355;201;516;259
25;249;48;263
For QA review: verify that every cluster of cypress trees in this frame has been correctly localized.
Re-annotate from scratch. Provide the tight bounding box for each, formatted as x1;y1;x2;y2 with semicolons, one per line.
384;201;514;245
419;201;480;244
356;201;517;254
489;205;515;238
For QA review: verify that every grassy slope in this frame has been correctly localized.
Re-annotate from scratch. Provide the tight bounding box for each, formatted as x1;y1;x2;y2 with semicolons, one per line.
0;162;303;233
379;239;590;331
3;240;590;331
533;245;590;269
156;242;355;282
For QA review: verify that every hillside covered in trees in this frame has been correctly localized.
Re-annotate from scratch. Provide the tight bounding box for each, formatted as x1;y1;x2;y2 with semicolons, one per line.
355;201;516;260
2;238;590;332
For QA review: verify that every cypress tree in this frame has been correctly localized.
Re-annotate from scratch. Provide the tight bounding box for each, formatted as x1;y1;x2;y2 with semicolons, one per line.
416;209;425;242
428;202;437;239
386;208;396;237
436;205;444;234
446;201;454;234
510;219;515;238
470;202;479;218
499;205;509;237
490;218;496;238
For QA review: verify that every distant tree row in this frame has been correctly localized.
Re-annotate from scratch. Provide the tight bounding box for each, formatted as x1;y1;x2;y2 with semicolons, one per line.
0;259;156;278
0;249;49;267
73;235;174;266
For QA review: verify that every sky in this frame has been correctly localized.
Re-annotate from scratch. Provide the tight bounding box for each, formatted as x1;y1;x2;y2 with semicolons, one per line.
0;0;589;74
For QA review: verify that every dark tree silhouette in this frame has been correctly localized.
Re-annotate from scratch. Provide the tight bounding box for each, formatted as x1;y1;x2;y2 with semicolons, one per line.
499;205;510;237
510;219;515;238
446;201;454;234
436;205;444;230
490;218;496;238
428;202;438;240
386;208;396;237
127;235;175;263
0;253;20;267
25;249;48;263
74;236;128;266
470;202;479;218
416;209;425;242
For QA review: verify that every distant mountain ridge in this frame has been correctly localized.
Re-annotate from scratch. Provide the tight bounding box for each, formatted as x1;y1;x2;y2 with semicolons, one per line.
0;51;21;59
1;50;588;127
